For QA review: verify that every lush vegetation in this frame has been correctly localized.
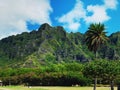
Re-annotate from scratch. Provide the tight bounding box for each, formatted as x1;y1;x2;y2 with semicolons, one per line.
0;23;120;68
0;62;90;86
0;60;120;89
0;23;120;90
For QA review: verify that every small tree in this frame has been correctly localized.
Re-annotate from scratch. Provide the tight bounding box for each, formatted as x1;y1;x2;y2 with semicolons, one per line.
101;61;120;90
84;60;120;90
83;60;102;90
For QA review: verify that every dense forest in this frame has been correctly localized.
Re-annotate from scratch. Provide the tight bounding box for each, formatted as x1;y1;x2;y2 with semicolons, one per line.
0;23;120;68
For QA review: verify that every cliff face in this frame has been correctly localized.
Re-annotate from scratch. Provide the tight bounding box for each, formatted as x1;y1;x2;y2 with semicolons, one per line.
99;32;120;60
0;23;119;67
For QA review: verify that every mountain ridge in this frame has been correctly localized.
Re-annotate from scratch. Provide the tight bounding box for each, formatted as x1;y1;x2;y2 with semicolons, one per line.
0;23;120;68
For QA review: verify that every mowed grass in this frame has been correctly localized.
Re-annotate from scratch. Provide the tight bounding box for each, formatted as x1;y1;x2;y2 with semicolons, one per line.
0;86;117;90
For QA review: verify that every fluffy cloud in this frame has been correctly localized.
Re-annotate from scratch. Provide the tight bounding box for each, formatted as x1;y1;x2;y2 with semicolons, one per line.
0;0;52;39
57;0;86;32
57;0;118;32
85;0;118;23
104;0;118;9
85;5;110;23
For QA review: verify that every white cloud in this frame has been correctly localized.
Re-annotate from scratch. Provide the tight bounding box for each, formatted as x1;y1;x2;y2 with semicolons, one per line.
57;0;86;32
85;0;118;23
104;0;118;9
0;0;52;39
85;5;110;23
57;0;118;32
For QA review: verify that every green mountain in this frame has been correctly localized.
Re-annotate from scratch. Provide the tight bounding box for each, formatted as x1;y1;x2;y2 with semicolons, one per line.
0;23;120;68
99;32;120;60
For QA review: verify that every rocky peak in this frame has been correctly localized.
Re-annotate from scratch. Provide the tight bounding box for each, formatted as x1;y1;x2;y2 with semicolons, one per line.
56;26;66;37
56;26;64;30
38;23;52;31
109;31;120;45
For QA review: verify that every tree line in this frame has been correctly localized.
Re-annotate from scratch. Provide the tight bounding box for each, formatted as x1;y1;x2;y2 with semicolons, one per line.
0;60;120;88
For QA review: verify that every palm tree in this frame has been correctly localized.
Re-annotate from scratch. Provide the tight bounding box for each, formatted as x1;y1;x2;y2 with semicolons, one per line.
85;23;108;90
85;23;108;58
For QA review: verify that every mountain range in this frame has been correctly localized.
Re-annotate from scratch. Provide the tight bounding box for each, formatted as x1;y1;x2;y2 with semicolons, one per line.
0;23;120;68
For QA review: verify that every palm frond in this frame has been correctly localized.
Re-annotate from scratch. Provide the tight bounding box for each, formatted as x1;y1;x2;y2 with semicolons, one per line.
85;23;108;54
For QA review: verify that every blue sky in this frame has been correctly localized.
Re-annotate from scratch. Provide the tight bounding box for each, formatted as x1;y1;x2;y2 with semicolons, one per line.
0;0;120;39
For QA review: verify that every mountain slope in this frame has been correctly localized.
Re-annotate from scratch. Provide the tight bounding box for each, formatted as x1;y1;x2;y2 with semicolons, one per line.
0;23;120;68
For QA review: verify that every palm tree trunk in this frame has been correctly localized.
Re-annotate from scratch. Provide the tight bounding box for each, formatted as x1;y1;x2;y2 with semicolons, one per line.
93;77;97;90
110;80;114;90
95;51;98;59
93;51;97;90
117;85;120;90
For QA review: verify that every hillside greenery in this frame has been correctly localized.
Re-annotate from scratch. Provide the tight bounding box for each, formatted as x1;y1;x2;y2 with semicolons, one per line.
0;23;120;68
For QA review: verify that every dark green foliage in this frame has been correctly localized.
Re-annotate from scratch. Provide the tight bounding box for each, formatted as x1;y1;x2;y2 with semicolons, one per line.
0;60;120;86
0;23;120;68
0;62;91;86
83;60;120;90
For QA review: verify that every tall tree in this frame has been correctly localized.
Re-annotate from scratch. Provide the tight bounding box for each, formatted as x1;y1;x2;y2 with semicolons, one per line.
85;23;108;90
85;23;108;58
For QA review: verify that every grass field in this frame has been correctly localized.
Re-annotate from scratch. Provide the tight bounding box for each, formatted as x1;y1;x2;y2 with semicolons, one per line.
0;86;117;90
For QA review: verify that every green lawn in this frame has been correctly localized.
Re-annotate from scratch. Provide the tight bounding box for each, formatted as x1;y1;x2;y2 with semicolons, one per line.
0;86;117;90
